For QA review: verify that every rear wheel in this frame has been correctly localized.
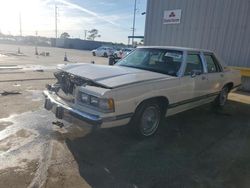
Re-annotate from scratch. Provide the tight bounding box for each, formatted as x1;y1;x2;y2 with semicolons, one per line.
92;52;96;56
103;52;108;57
129;101;163;138
213;86;229;108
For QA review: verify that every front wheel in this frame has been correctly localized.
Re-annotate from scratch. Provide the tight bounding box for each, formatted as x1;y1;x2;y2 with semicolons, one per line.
213;86;229;108
129;101;163;138
92;52;96;56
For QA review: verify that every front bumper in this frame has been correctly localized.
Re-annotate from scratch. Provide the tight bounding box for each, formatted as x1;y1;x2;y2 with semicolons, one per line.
43;90;132;128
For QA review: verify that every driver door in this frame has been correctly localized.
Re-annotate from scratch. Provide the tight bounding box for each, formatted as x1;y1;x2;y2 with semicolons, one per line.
168;52;209;115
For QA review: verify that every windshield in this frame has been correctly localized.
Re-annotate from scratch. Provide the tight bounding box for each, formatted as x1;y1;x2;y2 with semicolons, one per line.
116;48;183;76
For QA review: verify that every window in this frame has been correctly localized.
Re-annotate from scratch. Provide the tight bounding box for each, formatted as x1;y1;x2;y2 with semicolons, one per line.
204;54;221;73
116;48;183;76
184;54;203;76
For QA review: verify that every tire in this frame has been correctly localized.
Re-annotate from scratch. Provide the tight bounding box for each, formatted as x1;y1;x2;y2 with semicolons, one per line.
92;52;96;56
129;101;163;138
103;52;108;57
213;86;229;108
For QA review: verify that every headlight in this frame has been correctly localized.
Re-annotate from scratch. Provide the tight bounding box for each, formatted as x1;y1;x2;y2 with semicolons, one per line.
90;96;99;106
99;98;114;112
80;93;90;103
78;92;114;112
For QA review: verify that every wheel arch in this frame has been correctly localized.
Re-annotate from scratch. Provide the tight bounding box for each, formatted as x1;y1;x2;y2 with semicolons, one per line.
135;96;169;116
224;82;234;91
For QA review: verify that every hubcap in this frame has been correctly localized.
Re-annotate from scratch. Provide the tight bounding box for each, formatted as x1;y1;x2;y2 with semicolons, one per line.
140;106;160;136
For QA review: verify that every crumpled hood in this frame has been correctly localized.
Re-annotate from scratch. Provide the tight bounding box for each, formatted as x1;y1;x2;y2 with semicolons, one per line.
59;63;174;88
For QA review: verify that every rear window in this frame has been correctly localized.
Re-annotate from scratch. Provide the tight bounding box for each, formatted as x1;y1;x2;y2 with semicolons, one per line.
184;54;204;76
204;54;222;73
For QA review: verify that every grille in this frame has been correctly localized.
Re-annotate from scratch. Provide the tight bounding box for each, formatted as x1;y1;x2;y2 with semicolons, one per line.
56;89;75;104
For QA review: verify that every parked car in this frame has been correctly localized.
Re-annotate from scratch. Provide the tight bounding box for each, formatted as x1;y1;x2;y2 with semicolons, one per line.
91;46;114;57
44;46;241;138
113;48;134;59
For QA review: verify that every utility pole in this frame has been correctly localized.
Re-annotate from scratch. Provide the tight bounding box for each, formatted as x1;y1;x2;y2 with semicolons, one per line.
19;12;22;36
131;0;137;46
84;30;88;40
35;31;38;55
55;4;58;39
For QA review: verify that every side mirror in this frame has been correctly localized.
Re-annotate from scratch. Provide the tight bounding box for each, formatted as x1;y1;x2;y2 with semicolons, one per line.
191;70;202;78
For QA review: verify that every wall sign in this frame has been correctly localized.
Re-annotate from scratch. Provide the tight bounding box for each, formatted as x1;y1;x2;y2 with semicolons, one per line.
163;9;182;24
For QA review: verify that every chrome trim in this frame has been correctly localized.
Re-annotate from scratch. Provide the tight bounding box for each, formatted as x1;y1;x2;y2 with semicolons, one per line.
43;90;133;126
44;90;102;125
102;113;134;122
168;91;220;109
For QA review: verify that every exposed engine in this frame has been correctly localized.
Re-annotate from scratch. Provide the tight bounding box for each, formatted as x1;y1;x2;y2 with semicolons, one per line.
54;71;86;94
48;71;108;94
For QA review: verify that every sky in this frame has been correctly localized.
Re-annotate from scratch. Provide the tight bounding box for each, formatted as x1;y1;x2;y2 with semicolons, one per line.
0;0;147;43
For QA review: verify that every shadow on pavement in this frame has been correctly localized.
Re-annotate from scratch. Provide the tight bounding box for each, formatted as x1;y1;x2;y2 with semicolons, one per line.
66;101;250;188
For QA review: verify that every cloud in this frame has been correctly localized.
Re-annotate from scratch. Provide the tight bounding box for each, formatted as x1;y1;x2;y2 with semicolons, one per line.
98;1;115;7
56;0;120;27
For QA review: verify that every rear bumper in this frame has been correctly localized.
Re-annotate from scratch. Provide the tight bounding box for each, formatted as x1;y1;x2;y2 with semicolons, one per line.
43;90;132;128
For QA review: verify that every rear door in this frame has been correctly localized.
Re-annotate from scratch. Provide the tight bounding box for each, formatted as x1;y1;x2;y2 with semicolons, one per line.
203;53;225;94
182;52;209;98
168;52;209;115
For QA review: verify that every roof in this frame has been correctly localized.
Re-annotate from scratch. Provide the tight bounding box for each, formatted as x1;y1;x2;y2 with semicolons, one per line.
137;46;214;53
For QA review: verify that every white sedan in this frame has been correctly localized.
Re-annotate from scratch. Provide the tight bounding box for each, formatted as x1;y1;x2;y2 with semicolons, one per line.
91;46;114;57
113;48;134;59
44;46;241;138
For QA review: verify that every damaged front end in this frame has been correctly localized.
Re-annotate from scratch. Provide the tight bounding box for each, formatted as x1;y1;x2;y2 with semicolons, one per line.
43;69;131;128
46;71;111;95
44;70;114;123
43;70;106;125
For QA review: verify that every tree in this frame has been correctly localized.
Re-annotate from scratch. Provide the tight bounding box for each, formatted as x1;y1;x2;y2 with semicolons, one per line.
87;29;101;41
60;32;70;39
